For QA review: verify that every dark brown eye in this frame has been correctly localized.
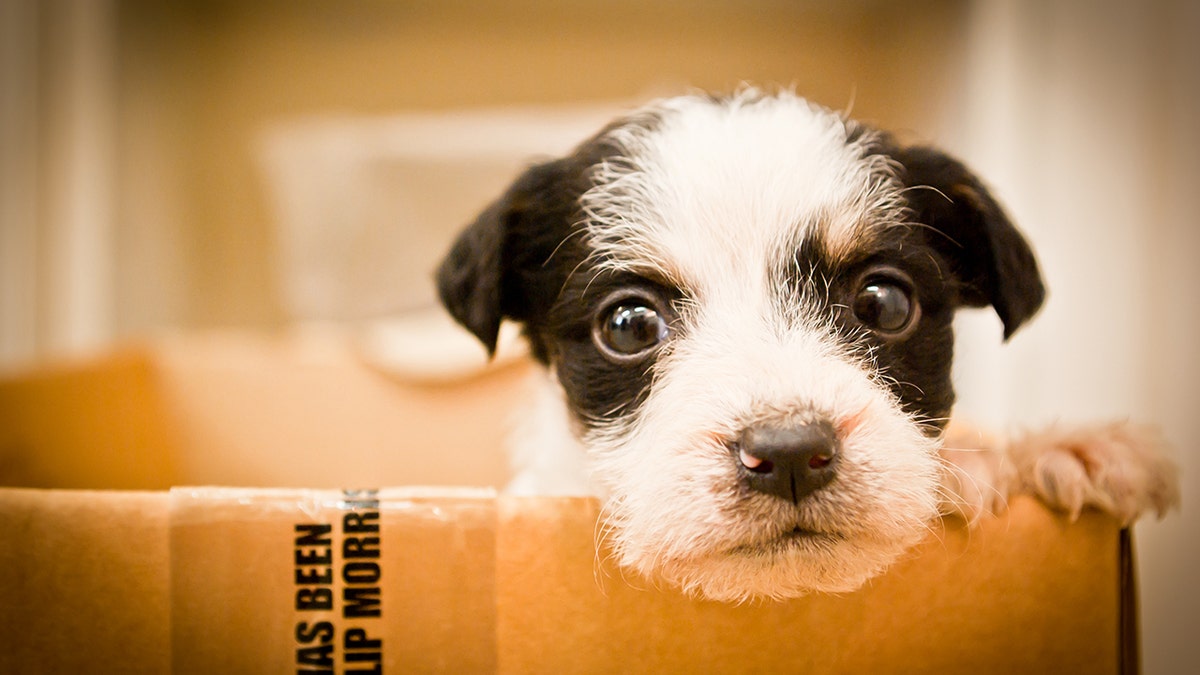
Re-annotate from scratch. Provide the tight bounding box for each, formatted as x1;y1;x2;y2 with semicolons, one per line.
590;285;676;362
604;305;672;357
853;279;916;335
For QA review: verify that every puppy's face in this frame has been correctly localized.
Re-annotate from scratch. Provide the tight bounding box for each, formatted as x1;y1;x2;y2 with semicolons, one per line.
438;92;1044;601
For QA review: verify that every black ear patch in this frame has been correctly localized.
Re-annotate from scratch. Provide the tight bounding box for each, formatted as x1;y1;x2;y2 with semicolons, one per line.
436;197;507;356
889;145;1046;339
435;156;588;359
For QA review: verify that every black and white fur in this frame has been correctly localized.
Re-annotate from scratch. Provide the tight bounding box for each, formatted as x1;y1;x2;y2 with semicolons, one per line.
437;90;1178;601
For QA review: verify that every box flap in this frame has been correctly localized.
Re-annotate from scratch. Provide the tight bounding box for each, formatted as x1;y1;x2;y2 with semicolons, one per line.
0;350;180;489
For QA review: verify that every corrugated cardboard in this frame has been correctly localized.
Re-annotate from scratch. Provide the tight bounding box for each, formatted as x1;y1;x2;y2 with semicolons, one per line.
0;336;1135;673
0;489;170;674
0;332;532;491
0;488;1128;673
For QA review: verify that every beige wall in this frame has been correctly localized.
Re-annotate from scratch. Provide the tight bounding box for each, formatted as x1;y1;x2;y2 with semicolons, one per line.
110;0;968;336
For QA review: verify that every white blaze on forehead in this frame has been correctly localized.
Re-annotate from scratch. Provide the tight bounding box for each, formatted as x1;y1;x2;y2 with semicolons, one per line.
580;92;906;300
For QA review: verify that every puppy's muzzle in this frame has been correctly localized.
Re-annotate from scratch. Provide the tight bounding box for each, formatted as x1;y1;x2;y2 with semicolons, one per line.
736;419;840;504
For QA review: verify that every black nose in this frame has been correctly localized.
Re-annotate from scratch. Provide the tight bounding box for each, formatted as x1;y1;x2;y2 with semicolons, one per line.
737;420;840;503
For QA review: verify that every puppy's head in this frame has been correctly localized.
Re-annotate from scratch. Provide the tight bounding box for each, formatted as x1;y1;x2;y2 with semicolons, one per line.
437;91;1044;600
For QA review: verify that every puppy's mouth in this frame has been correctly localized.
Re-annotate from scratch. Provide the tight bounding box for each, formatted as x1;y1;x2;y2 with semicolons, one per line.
728;523;845;558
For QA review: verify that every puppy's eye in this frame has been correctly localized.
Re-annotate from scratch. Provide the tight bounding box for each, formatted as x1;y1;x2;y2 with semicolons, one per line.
853;278;916;335
596;304;670;359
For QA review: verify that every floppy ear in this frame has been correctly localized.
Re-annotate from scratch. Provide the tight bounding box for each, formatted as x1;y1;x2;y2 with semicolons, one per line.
435;158;579;357
891;146;1046;340
436;197;508;356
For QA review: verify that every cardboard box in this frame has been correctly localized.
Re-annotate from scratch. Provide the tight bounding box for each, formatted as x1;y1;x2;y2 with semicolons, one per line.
0;331;534;492
0;334;1137;673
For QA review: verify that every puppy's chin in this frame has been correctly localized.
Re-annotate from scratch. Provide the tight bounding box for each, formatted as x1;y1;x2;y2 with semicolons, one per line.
608;504;935;602
591;391;943;602
608;503;939;601
648;531;922;602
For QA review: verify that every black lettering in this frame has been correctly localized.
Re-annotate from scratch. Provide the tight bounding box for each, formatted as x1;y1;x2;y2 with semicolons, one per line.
295;566;333;585
295;522;334;611
332;495;384;665
343;561;381;585
295;547;332;566
344;627;382;650
296;643;334;666
295;621;335;645
343;587;381;618
344;626;383;675
294;523;333;546
343;511;379;534
296;588;333;611
343;536;380;559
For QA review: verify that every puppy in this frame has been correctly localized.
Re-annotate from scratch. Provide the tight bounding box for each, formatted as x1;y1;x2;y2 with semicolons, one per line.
436;89;1178;601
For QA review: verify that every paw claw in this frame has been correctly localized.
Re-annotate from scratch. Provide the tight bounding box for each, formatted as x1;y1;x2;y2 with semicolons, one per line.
1010;421;1180;523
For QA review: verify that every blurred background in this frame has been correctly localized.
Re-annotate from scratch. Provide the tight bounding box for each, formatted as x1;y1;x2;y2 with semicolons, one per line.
1;0;1196;671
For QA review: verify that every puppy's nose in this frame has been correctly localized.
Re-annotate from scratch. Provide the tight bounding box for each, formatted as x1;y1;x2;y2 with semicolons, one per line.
737;420;840;503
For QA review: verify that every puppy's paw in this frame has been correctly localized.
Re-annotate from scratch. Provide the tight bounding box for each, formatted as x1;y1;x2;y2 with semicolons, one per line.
1008;421;1180;524
938;425;1016;524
